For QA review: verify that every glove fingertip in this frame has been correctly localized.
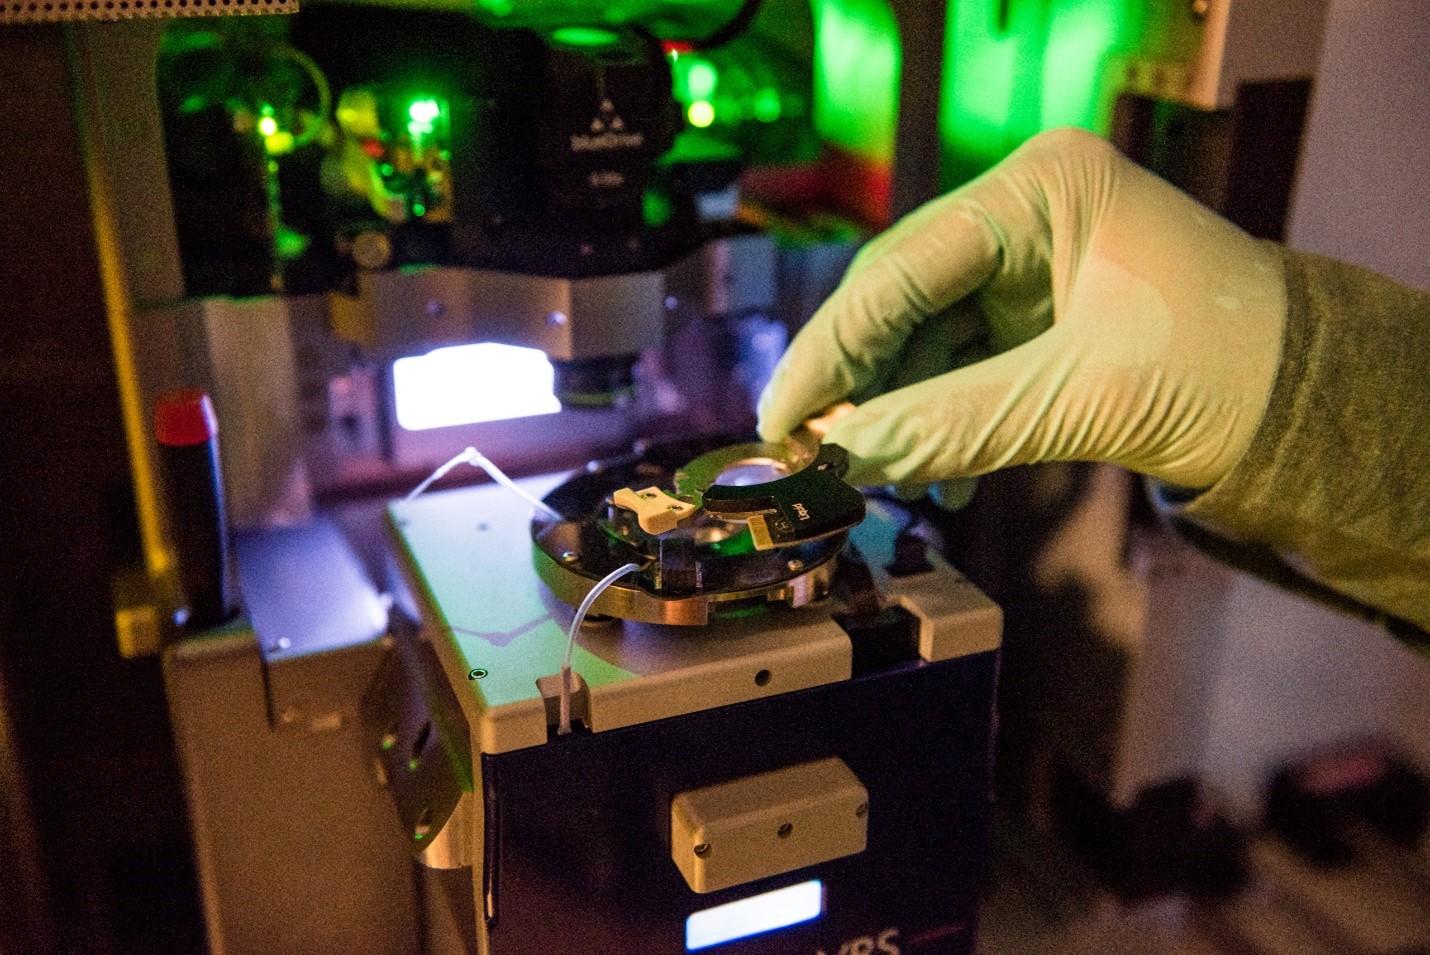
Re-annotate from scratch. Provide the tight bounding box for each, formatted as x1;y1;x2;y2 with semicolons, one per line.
756;390;806;443
756;417;789;443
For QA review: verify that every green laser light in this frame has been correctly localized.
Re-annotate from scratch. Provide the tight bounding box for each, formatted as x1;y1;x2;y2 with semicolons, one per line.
687;100;716;128
551;26;621;48
686;60;718;100
408;99;441;124
753;87;782;122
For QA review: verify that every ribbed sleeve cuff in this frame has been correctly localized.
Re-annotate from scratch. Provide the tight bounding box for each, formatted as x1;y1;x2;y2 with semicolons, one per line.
1165;244;1430;642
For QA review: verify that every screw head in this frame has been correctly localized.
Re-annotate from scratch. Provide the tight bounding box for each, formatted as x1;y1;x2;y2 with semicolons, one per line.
856;802;868;818
777;822;794;838
351;230;393;270
468;668;488;680
694;843;711;857
561;551;578;563
787;559;804;572
547;311;569;327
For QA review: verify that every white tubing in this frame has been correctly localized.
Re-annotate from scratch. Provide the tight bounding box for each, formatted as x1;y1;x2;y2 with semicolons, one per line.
559;562;640;735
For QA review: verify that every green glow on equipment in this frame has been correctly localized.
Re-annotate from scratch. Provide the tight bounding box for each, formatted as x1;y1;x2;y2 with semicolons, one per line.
811;0;900;162
1040;0;1138;129
406;98;443;142
257;104;297;157
940;0;1146;186
409;99;441;124
753;87;782;123
671;53;721;106
687;60;718;100
710;528;757;556
551;26;622;48
687;100;716;128
275;225;309;260
265;130;295;155
642;189;674;228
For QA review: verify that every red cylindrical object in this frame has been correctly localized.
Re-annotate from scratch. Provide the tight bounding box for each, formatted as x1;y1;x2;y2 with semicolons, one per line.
155;389;235;629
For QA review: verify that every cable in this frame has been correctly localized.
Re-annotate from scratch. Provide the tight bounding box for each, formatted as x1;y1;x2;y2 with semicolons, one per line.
559;562;641;736
402;446;562;522
271;44;331;151
692;0;765;51
402;452;638;734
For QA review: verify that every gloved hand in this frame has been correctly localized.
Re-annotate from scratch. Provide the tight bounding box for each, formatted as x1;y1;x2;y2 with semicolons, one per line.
757;127;1287;498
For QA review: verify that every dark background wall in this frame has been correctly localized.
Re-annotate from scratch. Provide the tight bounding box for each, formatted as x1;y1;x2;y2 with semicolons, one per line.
0;27;202;955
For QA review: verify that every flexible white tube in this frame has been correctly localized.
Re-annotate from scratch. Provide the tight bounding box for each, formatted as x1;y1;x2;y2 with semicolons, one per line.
402;446;562;522
559;562;640;735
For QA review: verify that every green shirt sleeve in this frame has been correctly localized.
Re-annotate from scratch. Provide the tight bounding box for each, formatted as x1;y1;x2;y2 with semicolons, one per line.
1172;245;1430;648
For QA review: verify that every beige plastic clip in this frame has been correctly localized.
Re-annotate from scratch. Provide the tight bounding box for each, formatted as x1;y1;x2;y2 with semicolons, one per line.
612;486;698;535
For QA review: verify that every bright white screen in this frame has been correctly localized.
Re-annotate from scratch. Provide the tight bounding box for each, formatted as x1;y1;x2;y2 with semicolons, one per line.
393;342;561;431
685;880;823;951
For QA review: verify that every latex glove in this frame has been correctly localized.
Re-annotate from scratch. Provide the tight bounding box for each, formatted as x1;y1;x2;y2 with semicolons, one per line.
757;128;1286;494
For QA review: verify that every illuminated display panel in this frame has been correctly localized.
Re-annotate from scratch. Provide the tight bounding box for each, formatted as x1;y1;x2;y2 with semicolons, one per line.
393;342;561;431
685;880;824;951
